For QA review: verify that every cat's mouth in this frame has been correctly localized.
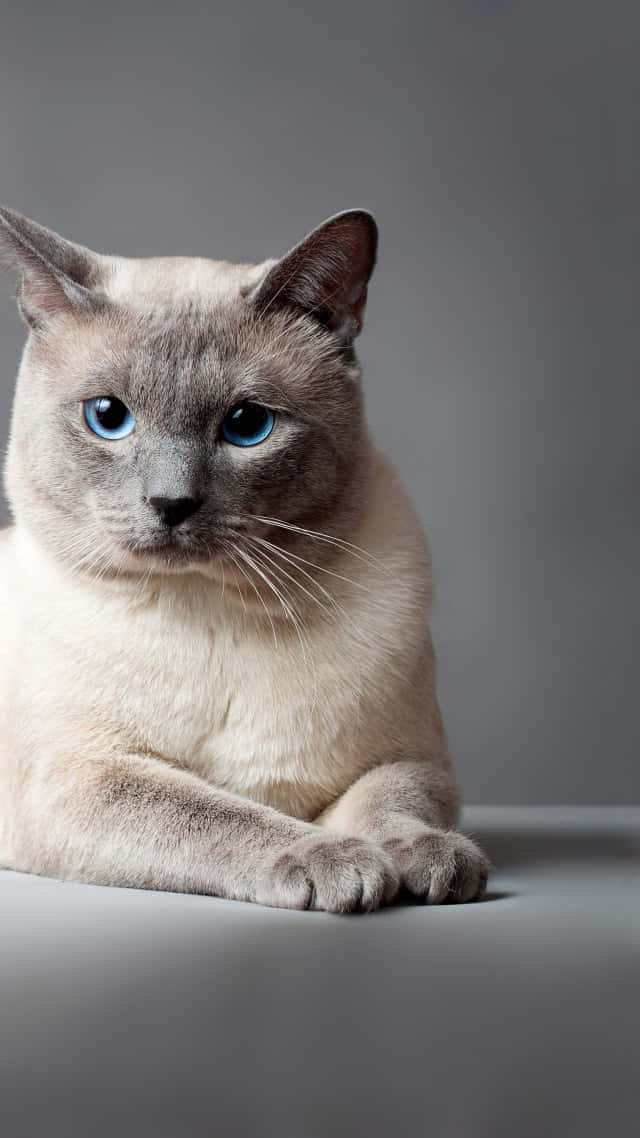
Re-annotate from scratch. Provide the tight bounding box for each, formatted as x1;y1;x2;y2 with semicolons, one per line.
123;536;217;567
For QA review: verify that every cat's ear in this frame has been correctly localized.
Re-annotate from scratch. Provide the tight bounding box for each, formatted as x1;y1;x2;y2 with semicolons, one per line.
249;209;378;340
0;204;105;329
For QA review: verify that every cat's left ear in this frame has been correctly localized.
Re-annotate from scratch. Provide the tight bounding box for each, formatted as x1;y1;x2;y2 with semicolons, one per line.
249;209;378;341
0;204;105;329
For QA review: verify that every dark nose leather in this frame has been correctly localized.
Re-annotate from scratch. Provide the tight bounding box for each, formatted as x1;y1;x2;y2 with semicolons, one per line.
148;496;203;528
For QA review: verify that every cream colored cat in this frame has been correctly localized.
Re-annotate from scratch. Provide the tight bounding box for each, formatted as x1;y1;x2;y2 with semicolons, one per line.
0;205;488;911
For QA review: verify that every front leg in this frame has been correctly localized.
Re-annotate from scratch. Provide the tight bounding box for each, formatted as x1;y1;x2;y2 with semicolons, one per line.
10;750;398;913
316;760;489;903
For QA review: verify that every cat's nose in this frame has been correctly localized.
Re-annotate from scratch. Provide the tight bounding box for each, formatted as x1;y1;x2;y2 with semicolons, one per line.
148;496;203;528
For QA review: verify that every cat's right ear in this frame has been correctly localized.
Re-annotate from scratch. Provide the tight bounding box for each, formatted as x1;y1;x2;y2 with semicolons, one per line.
247;210;378;342
0;204;106;329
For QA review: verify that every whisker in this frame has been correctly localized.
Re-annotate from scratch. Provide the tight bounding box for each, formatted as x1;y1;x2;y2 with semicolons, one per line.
243;535;336;621
246;534;378;651
235;544;297;627
236;545;314;672
247;514;387;571
218;543;248;616
250;535;366;591
221;541;278;648
244;542;377;659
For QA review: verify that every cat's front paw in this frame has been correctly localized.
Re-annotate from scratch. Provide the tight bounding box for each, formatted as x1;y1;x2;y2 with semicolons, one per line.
383;825;489;903
255;834;399;913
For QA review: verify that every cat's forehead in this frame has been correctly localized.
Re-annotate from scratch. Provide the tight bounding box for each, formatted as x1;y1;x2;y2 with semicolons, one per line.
101;253;295;386
32;252;345;422
31;253;277;383
101;254;272;310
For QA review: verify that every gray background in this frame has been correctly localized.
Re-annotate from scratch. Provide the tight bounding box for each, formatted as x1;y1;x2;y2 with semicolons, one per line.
0;0;638;804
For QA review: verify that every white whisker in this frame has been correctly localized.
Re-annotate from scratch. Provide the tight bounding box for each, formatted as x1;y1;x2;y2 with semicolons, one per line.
221;541;278;648
251;535;365;591
236;545;314;675
218;544;248;615
247;514;387;571
243;535;335;621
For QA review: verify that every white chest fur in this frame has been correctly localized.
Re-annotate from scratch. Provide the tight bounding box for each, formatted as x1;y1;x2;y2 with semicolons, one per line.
6;529;403;820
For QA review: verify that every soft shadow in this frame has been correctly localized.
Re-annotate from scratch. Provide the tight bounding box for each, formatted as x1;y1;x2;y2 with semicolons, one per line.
383;886;516;910
476;889;513;903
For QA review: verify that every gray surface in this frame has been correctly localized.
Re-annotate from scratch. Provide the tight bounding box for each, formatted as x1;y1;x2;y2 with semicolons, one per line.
1;3;639;806
1;807;638;1138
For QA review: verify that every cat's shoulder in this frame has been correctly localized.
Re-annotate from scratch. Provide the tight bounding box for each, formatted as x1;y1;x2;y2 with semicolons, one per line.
0;526;16;622
0;525;15;561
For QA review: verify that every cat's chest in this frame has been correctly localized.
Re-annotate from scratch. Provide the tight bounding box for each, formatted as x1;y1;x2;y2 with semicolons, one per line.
77;594;356;817
18;558;372;819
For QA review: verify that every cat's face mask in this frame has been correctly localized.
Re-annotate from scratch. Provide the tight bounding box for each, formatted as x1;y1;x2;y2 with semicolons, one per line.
0;205;377;586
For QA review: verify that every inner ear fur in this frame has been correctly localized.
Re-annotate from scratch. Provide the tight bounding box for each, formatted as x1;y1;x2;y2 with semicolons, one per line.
250;209;378;340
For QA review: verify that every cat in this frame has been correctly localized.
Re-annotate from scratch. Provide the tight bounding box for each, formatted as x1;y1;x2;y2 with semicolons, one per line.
0;204;488;912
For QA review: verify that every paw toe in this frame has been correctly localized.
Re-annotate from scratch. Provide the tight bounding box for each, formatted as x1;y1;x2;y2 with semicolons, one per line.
388;828;489;905
257;834;398;914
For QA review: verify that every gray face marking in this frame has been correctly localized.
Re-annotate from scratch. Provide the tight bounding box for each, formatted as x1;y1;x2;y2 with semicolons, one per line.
1;206;376;581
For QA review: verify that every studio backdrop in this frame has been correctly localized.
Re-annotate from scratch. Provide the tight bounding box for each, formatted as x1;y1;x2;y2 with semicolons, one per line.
0;0;637;804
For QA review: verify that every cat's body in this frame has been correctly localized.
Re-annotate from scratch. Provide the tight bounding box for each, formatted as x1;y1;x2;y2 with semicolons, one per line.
0;448;436;835
0;206;487;910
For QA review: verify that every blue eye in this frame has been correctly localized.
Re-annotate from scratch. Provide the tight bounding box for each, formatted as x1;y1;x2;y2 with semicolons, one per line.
84;397;135;440
221;403;275;447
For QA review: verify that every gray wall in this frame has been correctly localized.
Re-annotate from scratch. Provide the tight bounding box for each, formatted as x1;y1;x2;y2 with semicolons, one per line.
1;1;638;804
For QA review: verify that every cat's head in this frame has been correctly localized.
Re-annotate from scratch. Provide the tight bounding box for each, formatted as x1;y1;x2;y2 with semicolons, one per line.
0;204;377;594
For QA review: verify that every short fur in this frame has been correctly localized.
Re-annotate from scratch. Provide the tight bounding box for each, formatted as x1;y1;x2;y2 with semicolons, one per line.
0;204;488;911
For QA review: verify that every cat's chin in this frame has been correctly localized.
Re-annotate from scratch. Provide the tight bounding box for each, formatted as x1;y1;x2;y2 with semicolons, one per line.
122;538;218;574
